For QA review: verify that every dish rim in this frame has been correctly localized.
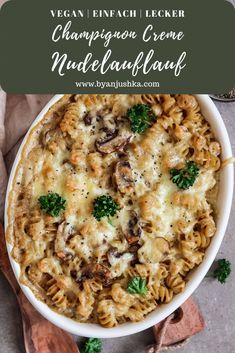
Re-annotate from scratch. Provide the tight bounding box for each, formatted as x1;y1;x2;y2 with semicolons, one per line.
4;94;234;338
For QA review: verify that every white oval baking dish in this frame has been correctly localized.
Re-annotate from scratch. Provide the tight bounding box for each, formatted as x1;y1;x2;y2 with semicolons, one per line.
4;94;234;338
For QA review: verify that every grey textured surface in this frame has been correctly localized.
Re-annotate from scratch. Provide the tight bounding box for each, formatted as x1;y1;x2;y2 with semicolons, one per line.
0;99;234;353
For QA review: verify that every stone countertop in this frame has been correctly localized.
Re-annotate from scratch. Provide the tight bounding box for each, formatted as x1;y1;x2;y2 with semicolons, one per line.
0;99;234;353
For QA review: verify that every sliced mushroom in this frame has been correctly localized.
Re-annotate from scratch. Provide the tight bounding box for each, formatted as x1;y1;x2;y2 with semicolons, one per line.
96;129;132;154
138;237;170;264
54;222;74;260
95;130;117;152
83;110;102;126
107;247;122;264
94;112;133;154
113;161;134;194
128;244;141;253
107;249;134;277
84;109;115;129
100;113;116;133
83;113;94;126
41;126;73;151
41;127;62;147
128;244;141;266
79;263;112;286
122;211;142;245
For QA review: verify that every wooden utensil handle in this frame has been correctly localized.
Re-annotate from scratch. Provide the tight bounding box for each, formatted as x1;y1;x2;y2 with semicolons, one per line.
0;224;80;353
18;291;80;353
0;278;80;353
0;226;20;293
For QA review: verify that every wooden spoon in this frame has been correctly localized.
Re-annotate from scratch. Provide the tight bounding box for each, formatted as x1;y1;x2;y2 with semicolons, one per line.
0;223;80;353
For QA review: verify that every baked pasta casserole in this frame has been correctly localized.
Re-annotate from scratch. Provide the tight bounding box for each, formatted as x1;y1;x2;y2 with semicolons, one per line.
7;94;221;327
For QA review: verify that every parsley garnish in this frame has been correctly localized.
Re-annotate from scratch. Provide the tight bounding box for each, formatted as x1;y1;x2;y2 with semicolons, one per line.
127;277;148;295
213;259;231;284
170;161;199;190
93;195;120;225
82;338;102;353
38;192;66;217
127;104;156;134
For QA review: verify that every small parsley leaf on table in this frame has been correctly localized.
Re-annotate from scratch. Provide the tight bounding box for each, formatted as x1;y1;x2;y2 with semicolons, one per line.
212;259;231;284
82;338;102;353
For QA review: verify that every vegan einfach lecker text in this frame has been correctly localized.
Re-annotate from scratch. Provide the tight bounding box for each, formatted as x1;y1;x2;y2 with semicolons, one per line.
50;9;185;18
7;94;221;327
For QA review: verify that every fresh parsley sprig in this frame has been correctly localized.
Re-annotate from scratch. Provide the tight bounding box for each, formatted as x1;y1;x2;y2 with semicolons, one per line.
127;277;148;295
127;104;156;134
170;161;199;190
93;195;120;225
38;192;66;217
208;259;231;284
82;338;102;353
